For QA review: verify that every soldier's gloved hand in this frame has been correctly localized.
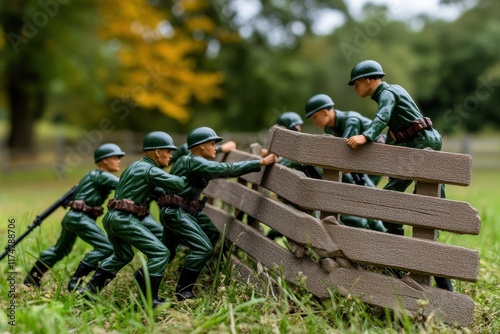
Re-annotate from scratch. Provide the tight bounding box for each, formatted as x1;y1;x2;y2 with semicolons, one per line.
260;153;278;166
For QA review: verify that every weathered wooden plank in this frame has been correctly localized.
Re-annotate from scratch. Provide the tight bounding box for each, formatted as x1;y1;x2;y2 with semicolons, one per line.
323;224;479;282
204;179;479;281
265;126;472;186
204;179;341;257
204;205;475;326
238;163;480;235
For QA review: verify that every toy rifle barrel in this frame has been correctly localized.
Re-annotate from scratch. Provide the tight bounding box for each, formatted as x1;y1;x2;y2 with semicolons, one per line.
0;184;78;261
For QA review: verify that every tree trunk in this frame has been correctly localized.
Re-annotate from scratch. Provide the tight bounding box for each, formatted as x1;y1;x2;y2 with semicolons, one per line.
6;75;39;154
2;0;46;157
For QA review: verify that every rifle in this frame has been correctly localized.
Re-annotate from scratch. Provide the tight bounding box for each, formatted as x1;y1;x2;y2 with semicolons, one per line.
0;184;78;261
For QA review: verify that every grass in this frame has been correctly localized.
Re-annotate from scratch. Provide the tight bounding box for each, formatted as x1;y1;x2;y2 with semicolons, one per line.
0;166;499;333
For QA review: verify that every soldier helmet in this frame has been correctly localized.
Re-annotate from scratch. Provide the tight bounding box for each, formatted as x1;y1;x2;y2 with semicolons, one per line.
277;112;304;130
142;131;178;151
187;127;223;149
305;94;334;118
348;60;385;86
94;143;126;163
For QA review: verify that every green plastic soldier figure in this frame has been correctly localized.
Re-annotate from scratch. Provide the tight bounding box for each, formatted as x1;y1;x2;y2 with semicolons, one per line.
346;59;453;291
80;131;186;307
24;143;125;291
157;127;278;301
304;96;387;232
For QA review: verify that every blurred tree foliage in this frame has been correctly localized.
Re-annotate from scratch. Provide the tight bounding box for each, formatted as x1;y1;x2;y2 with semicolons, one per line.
1;0;500;151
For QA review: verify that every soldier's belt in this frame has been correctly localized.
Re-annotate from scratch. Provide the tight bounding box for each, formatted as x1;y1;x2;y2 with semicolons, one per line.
107;199;149;219
69;200;104;218
157;194;207;215
389;117;433;143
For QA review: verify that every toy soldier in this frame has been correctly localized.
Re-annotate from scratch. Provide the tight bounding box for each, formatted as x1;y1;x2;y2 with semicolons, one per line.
346;59;453;291
303;97;387;232
24;143;125;291
157;127;278;301
79;131;186;307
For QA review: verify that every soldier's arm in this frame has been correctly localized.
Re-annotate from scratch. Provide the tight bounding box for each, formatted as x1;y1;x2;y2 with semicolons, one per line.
343;117;363;138
98;171;120;190
148;167;186;192
189;156;262;179
362;91;395;142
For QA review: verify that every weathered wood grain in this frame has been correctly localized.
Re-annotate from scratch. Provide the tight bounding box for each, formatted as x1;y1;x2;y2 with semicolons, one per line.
204;179;341;257
234;163;481;235
204;204;475;326
323;224;479;282
265;126;473;186
204;179;479;281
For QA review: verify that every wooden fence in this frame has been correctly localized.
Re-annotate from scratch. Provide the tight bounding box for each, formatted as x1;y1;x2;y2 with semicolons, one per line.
202;125;481;327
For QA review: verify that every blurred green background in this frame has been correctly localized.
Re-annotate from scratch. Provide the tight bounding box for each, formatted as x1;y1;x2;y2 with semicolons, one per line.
1;0;500;163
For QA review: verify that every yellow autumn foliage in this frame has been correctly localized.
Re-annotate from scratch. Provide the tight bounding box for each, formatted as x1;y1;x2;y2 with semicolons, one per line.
98;0;223;123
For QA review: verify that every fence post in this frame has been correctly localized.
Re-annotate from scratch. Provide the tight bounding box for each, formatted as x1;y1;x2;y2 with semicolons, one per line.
246;143;263;232
411;182;440;286
320;169;341;222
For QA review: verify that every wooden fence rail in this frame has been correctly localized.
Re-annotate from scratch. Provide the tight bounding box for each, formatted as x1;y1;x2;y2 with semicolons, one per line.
203;125;481;327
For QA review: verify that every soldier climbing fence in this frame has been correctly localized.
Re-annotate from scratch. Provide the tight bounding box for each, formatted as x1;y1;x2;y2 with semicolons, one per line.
202;125;481;327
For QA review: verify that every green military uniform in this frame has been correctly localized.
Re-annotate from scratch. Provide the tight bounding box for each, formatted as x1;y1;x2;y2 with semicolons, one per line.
26;170;116;277
162;154;261;270
99;156;185;276
362;81;445;233
38;170;117;267
24;169;118;291
324;109;373;138
80;132;185;307
24;143;126;290
349;60;452;291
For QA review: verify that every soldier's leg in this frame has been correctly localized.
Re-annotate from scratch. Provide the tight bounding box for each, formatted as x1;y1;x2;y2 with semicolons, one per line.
38;222;78;267
65;214;114;291
161;209;213;271
162;230;180;263
339;215;369;229
161;208;213;300
140;214;164;241
25;223;77;287
67;214;114;265
101;215;169;276
132;215;167;294
196;213;220;247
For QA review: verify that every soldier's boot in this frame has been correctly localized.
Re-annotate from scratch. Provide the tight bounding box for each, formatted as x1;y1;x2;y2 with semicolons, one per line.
434;276;454;292
175;267;200;301
133;269;167;308
23;260;51;287
78;267;115;297
133;267;146;293
68;261;96;292
150;275;167;308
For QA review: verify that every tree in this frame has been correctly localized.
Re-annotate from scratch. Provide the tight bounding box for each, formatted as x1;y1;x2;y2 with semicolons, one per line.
0;1;103;153
97;0;224;129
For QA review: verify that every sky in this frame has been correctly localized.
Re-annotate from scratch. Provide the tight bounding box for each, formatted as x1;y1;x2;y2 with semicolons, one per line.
231;0;474;36
314;0;472;34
